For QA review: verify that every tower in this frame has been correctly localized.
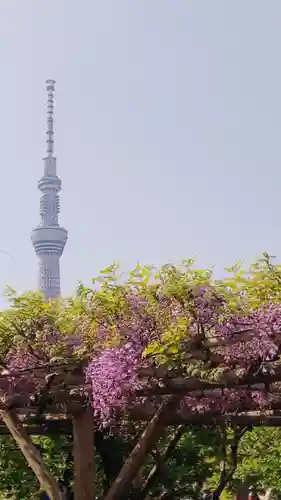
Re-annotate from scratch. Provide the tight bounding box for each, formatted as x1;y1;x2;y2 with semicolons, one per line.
31;80;67;299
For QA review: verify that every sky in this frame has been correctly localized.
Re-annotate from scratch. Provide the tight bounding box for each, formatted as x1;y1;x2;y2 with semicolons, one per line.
0;1;280;305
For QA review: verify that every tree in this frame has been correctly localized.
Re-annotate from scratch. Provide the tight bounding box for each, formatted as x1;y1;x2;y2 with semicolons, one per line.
233;428;281;498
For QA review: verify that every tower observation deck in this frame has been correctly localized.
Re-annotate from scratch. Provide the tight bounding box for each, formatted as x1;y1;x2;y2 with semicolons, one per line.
30;80;67;298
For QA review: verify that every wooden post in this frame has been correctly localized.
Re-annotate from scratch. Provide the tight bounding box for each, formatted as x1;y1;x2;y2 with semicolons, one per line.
72;406;95;500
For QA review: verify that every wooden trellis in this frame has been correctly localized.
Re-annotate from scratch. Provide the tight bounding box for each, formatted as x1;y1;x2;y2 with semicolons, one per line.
2;338;281;499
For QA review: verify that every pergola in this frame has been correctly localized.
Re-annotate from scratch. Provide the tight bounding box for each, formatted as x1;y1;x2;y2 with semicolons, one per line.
1;351;281;500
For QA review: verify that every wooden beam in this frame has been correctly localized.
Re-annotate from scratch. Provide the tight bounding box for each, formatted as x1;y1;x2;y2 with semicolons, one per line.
136;366;281;396
0;421;72;435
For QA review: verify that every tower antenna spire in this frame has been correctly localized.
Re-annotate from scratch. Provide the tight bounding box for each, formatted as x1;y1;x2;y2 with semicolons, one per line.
31;79;68;299
46;79;56;156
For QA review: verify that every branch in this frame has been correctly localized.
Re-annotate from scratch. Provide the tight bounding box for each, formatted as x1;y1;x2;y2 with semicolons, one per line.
138;425;186;500
104;394;182;500
34;373;64;420
212;426;248;500
12;323;48;363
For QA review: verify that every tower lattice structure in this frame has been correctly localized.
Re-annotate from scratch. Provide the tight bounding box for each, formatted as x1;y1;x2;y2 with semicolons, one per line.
31;80;67;298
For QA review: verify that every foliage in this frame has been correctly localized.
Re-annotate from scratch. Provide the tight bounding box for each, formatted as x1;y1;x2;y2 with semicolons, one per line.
0;434;71;499
3;424;281;500
233;427;281;493
143;425;221;499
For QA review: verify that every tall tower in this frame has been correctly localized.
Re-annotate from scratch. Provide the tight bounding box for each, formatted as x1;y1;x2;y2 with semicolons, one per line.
31;80;67;299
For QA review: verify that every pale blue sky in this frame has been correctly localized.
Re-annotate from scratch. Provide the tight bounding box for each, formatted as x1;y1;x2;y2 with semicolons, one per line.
0;1;280;304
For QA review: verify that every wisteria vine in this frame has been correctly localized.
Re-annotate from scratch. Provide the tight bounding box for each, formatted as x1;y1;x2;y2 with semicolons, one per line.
1;258;281;428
